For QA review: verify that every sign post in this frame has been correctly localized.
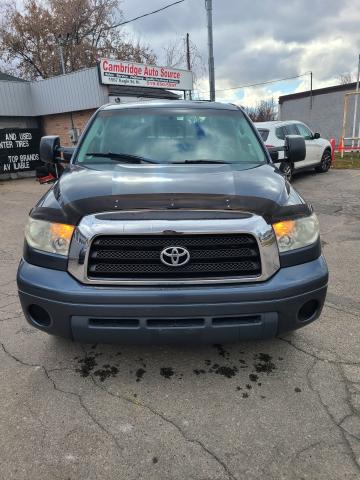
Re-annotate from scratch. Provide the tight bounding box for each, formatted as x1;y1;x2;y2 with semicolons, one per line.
0;128;41;174
98;58;193;92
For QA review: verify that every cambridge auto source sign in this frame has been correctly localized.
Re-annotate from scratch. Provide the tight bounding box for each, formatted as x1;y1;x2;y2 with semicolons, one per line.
98;58;193;91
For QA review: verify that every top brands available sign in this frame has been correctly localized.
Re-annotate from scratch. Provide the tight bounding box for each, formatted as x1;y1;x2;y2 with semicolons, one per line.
98;58;193;91
0;128;41;174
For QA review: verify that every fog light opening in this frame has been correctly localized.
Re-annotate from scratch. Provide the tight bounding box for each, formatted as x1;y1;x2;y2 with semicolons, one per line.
298;300;319;323
28;304;51;327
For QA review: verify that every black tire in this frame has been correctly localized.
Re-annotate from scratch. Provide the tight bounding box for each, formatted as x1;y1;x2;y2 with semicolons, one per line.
279;161;293;182
315;150;332;173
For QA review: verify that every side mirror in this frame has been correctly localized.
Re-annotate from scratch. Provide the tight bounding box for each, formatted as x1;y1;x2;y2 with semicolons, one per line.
285;135;306;163
266;147;279;162
313;132;321;139
62;147;75;162
40;136;75;164
39;136;60;165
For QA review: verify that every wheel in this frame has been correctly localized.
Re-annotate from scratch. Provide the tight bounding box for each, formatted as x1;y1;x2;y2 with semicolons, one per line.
279;161;293;182
315;150;332;173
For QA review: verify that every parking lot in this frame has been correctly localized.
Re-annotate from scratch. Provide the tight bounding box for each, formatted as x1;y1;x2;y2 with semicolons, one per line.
0;169;359;480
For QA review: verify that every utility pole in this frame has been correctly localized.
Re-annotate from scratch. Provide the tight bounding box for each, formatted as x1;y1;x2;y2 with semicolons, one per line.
352;53;360;148
56;34;78;144
205;0;215;101
186;33;192;100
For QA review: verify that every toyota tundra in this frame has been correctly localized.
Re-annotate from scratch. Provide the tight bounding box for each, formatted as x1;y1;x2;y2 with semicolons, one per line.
17;101;328;343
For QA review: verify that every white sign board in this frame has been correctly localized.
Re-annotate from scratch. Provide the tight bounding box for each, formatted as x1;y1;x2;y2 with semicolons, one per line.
98;58;193;91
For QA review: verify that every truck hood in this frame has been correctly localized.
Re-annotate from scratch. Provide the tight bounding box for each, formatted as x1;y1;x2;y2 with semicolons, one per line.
33;163;311;225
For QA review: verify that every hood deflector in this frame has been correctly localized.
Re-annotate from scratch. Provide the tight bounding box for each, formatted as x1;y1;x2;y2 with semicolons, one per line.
31;164;311;225
31;192;312;225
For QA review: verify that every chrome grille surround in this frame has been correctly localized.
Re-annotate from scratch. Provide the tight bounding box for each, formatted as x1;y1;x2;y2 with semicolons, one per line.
68;211;280;285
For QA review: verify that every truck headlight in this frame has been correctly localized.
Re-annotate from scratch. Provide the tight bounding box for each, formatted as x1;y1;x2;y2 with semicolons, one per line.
25;218;75;256
272;213;319;252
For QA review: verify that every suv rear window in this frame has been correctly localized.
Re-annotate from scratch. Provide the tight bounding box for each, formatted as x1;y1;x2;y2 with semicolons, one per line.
257;129;269;142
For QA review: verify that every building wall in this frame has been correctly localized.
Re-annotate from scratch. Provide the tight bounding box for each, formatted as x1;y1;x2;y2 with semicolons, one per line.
0;68;108;117
0;81;33;116
41;109;96;146
31;68;108;116
279;89;357;142
0;116;39;129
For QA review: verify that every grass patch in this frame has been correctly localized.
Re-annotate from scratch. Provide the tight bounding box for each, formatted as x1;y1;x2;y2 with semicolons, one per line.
333;152;360;169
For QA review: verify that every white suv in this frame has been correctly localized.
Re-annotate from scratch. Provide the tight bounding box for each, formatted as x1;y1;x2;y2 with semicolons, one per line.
255;120;332;182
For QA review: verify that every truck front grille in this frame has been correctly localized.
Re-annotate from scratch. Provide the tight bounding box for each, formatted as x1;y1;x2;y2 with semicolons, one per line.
87;234;261;280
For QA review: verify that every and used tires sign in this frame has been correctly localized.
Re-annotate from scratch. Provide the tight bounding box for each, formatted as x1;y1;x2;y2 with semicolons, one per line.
98;58;193;91
0;128;41;174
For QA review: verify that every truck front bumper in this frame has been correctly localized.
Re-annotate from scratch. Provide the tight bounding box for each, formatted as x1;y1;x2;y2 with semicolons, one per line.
17;256;328;344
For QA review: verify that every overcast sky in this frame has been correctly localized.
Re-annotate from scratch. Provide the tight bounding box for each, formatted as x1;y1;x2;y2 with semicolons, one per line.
120;0;360;106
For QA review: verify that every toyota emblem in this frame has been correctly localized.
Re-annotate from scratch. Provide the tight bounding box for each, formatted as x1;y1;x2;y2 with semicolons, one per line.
160;246;190;267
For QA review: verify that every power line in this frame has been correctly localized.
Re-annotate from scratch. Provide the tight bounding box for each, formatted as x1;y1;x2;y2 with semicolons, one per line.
197;72;312;94
106;0;186;30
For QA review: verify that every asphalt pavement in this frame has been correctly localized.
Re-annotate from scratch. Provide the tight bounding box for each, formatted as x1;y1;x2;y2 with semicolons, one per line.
0;169;359;480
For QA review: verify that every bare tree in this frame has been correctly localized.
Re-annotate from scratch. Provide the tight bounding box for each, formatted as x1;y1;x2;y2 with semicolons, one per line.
162;35;205;85
337;72;353;85
245;98;278;122
0;0;156;80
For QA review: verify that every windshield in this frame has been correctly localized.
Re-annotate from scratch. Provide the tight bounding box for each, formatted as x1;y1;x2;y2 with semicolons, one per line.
75;108;267;169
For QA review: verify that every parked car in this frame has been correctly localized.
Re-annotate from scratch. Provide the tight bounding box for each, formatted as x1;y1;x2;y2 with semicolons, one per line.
255;120;332;182
17;101;328;344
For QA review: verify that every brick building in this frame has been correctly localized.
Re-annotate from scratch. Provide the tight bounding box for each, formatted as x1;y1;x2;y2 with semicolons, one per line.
0;67;180;178
0;67;179;146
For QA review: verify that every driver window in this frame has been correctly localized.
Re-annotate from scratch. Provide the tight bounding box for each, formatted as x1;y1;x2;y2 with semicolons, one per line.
296;123;313;140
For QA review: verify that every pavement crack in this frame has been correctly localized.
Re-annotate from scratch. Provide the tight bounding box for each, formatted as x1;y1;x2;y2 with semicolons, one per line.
0;315;21;322
306;360;360;472
91;376;237;480
325;302;359;317
0;300;20;309
293;440;323;459
278;336;360;366
0;342;123;454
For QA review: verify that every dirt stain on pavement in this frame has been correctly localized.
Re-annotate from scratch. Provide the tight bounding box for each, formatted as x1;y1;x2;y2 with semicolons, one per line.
253;353;276;374
213;343;231;360
94;365;119;382
136;368;146;382
160;367;175;379
209;363;239;378
76;355;97;377
74;346;281;399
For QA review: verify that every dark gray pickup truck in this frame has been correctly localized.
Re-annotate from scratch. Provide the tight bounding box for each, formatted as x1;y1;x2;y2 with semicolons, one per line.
17;101;328;344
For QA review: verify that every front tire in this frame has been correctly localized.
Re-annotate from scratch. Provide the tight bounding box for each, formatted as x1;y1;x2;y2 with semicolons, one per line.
279;161;293;182
315;150;331;173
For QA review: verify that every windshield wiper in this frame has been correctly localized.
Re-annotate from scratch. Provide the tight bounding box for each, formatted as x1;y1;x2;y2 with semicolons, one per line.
171;159;231;164
85;152;157;164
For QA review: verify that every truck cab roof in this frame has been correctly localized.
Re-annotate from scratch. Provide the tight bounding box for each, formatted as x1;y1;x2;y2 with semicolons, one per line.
100;100;241;112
